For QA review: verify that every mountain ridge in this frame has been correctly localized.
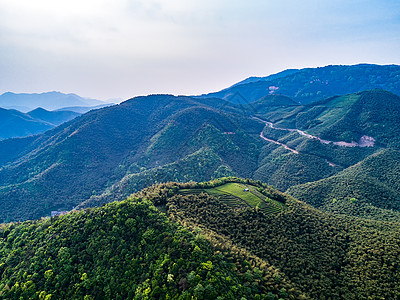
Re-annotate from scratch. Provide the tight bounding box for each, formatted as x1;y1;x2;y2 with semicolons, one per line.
199;64;400;104
1;183;300;299
0;94;264;222
2;177;400;299
2;89;400;222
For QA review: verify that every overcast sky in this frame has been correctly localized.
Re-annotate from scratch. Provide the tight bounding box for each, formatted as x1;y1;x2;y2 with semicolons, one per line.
1;0;399;101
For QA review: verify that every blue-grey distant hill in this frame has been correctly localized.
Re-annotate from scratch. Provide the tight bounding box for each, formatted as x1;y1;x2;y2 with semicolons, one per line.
27;107;81;126
0;107;80;140
56;103;115;114
199;64;400;104
0;91;105;112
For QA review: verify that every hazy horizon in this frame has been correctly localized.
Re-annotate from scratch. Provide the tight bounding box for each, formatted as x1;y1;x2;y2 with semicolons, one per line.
1;0;399;101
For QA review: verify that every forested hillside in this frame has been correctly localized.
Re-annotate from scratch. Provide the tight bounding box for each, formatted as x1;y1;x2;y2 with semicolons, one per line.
3;177;400;299
0;108;53;140
0;95;264;222
288;149;400;221
0;181;303;299
262;90;400;147
26;108;80;127
2;88;400;222
133;177;400;299
0;107;81;140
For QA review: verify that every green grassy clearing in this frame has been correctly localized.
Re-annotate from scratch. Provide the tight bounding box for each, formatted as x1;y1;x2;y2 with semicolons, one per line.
179;183;285;215
213;183;261;206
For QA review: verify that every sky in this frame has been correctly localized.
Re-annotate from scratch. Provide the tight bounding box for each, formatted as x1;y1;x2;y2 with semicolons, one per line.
1;0;400;101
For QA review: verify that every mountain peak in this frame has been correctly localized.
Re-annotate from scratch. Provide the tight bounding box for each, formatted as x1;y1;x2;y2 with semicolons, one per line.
28;107;48;113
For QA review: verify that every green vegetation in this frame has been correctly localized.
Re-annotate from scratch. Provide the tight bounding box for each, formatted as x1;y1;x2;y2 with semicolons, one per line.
261;90;400;148
3;66;400;299
78;148;239;209
0;196;300;299
132;177;400;299
2;177;400;299
0;95;265;222
213;183;262;206
254;146;337;191
288;149;400;222
210;182;286;215
2;87;400;225
179;181;286;215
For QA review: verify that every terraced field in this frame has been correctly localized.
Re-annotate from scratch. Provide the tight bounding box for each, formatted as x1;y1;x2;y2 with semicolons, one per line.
179;183;285;215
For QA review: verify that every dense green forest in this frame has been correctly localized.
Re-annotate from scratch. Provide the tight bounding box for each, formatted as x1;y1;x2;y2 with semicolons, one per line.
288;149;400;222
0;181;304;299
134;177;400;299
6;177;400;299
2;64;400;299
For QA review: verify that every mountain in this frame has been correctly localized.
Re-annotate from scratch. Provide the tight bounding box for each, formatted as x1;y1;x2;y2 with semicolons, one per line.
259;90;400;148
2;66;400;299
287;148;400;222
0;91;105;112
27;107;81;126
0;107;80;140
0;94;266;222
138;178;400;299
2;89;400;222
0;108;53;140
227;69;301;88
2;177;400;299
200;64;400;104
0;183;299;299
249;89;400;220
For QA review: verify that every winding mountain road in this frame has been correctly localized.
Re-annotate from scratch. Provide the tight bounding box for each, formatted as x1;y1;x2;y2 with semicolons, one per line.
253;116;375;148
252;116;375;168
259;131;299;154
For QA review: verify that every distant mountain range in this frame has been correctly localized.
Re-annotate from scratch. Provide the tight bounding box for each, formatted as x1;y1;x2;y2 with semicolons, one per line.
200;64;400;104
0;91;114;139
0;91;106;112
0;107;81;140
0;87;400;222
